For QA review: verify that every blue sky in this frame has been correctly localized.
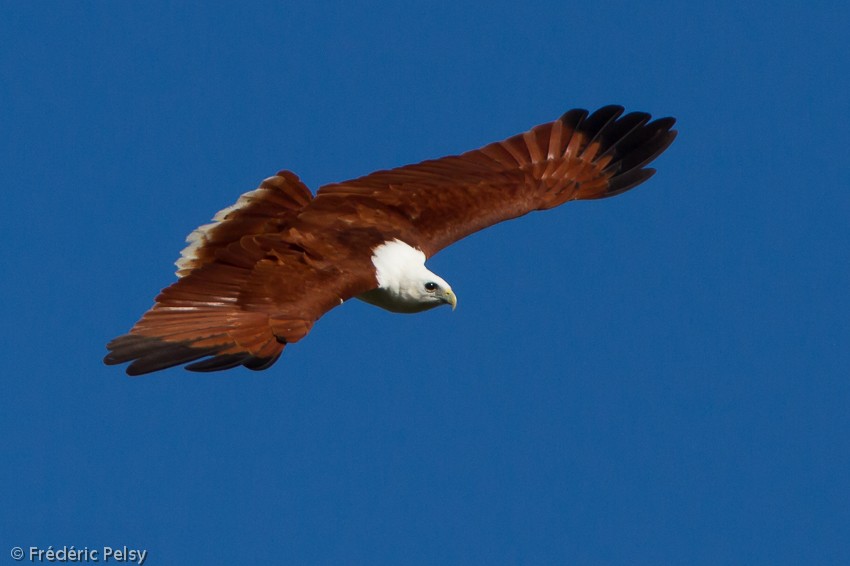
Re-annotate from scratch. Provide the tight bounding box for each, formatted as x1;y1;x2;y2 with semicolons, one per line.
2;1;848;564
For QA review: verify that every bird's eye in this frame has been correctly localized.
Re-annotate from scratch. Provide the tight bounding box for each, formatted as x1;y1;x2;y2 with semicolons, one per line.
424;282;438;292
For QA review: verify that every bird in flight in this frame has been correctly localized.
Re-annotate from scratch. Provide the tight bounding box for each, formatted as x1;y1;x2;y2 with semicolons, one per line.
105;105;676;375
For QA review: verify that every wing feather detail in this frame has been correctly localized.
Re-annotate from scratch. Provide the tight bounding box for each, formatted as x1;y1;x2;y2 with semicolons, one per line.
175;171;313;277
315;105;676;256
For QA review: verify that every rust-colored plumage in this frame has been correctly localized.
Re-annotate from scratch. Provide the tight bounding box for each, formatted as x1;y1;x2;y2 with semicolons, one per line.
105;106;677;375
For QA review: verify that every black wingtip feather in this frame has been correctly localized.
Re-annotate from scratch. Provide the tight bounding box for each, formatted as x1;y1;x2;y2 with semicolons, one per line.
185;354;253;372
105;333;282;376
581;106;626;147
124;341;222;376
606;168;657;198
559;108;590;130
575;109;677;200
243;351;282;371
595;112;653;162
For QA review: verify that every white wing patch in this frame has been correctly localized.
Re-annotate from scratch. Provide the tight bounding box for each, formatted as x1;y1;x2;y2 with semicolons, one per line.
174;180;273;278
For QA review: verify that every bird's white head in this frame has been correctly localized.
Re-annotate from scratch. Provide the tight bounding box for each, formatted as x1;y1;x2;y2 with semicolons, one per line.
357;239;457;314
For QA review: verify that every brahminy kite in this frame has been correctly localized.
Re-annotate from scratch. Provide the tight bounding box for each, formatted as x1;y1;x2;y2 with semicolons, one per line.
105;106;676;375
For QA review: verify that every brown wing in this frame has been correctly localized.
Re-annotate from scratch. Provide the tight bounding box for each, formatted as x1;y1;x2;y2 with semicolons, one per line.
175;171;313;277
105;177;379;376
312;106;677;256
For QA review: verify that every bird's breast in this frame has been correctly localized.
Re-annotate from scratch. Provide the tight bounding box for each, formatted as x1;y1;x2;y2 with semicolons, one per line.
355;287;438;314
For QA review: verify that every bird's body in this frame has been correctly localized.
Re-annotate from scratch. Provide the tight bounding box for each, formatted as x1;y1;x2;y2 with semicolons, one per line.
105;106;676;375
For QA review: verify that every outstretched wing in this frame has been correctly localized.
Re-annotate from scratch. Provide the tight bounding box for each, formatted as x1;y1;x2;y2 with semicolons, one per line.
105;175;377;376
313;106;676;256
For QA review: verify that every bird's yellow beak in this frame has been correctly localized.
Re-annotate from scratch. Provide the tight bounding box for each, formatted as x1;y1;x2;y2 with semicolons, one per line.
444;289;457;311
